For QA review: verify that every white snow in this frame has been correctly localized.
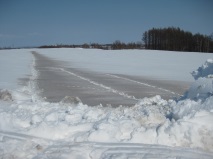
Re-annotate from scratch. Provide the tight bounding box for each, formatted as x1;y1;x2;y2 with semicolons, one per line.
0;48;213;158
185;59;213;100
0;49;32;90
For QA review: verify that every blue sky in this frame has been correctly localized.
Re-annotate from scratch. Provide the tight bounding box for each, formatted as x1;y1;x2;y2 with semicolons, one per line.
0;0;213;47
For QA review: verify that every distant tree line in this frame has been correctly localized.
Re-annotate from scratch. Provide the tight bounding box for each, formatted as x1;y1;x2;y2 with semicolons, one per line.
39;44;83;49
142;27;213;53
39;41;143;50
39;43;112;50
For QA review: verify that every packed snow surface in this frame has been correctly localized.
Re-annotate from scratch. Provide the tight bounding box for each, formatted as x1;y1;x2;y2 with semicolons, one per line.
0;48;213;158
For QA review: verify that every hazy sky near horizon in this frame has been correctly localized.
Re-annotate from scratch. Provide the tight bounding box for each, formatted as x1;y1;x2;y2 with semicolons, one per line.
0;0;213;47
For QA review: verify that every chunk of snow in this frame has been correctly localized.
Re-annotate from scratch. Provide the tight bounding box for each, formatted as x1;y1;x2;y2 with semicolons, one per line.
60;96;82;105
0;89;13;101
191;59;213;80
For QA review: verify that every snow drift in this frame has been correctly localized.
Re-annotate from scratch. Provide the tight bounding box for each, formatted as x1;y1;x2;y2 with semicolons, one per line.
0;53;213;158
186;59;213;100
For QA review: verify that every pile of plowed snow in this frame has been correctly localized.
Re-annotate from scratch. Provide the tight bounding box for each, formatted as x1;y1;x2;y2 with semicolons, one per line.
187;59;213;100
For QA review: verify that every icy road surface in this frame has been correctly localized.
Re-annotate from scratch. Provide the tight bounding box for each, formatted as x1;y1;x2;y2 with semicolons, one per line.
33;52;190;106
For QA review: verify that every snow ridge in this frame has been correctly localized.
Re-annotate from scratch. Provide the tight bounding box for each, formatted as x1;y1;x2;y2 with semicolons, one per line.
28;53;43;102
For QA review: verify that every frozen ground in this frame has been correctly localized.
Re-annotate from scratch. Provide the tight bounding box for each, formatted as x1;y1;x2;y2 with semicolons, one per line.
0;48;213;158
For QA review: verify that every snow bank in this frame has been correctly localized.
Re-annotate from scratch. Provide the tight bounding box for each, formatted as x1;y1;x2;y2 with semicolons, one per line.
1;91;213;158
186;59;213;100
186;78;213;100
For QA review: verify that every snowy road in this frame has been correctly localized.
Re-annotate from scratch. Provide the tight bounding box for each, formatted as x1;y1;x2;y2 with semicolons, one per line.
33;52;190;106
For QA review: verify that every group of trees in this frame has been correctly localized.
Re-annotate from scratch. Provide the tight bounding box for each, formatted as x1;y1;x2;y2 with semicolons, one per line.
142;27;213;53
81;41;143;50
111;41;142;50
39;44;84;49
39;43;111;49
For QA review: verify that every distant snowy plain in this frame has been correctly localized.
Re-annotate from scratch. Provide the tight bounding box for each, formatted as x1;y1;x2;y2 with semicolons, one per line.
0;48;213;159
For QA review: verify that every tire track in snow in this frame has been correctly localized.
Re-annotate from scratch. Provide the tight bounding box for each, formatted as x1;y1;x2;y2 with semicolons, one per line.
35;142;213;159
1;131;213;159
0;130;52;142
47;67;138;101
106;74;181;96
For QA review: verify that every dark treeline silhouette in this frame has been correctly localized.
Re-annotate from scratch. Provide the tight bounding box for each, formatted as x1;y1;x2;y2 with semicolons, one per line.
39;44;82;49
39;41;143;50
39;43;112;50
142;27;213;53
111;41;142;50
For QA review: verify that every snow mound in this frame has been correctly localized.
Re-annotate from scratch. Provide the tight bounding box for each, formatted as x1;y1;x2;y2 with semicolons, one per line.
191;59;213;80
186;78;213;100
186;59;213;100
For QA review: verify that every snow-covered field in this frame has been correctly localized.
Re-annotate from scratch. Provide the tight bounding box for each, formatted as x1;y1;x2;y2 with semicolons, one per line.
35;48;212;81
0;48;213;158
